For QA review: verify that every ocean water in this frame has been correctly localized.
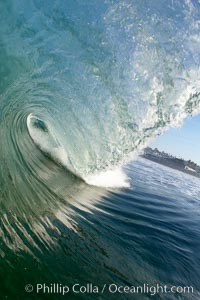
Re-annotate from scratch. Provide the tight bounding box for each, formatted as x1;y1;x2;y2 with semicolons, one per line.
0;0;200;299
1;158;200;299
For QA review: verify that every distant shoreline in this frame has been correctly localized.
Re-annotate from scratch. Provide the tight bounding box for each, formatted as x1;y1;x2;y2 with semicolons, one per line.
141;147;200;179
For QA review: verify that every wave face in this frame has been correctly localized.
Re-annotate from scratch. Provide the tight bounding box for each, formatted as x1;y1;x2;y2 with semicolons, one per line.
0;0;200;184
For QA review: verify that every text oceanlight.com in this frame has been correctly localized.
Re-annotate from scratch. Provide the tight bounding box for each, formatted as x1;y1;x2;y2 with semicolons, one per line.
25;283;194;296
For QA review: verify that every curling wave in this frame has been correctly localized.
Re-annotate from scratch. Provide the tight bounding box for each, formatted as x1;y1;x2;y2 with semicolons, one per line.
1;2;200;296
0;0;200;193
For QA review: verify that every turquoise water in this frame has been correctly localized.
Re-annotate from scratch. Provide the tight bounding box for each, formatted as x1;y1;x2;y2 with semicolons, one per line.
0;0;200;299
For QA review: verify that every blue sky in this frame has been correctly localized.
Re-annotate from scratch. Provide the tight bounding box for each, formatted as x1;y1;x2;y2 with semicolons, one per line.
150;114;200;165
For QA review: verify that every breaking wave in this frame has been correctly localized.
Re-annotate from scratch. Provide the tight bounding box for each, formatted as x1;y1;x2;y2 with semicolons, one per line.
0;0;200;189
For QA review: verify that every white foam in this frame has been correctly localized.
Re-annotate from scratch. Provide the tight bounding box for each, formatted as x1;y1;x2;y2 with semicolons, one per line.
85;168;130;188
